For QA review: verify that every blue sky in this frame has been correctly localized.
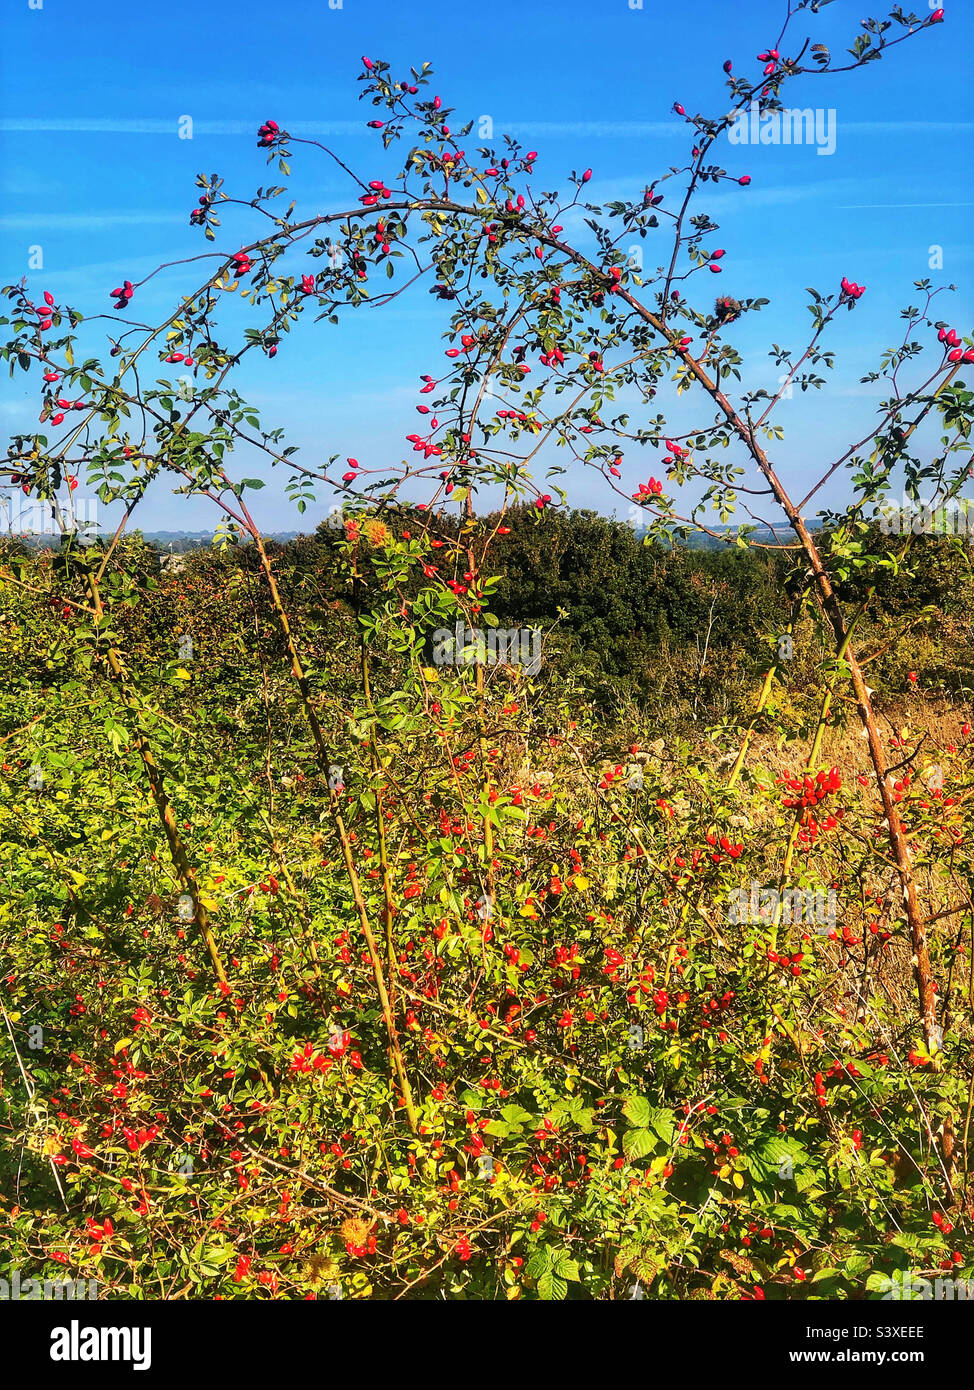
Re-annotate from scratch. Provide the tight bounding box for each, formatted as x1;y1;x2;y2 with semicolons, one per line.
1;0;972;534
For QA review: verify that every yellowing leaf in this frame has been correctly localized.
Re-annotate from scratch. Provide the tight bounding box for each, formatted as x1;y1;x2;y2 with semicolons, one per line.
573;874;590;891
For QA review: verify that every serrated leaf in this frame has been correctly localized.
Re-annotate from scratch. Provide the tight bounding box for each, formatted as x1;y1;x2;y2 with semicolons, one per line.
622;1127;655;1159
537;1270;568;1301
500;1104;533;1126
622;1096;652;1128
648;1108;677;1144
484;1120;512;1138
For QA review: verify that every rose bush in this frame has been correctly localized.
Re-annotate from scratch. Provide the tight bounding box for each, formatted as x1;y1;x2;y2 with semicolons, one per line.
1;1;973;1298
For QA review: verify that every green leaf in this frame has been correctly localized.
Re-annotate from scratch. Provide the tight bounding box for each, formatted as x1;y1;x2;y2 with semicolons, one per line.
537;1270;568;1301
622;1095;653;1128
484;1120;513;1138
500;1104;534;1126
525;1248;552;1279
622;1127;655;1159
751;1135;810;1180
647;1108;677;1145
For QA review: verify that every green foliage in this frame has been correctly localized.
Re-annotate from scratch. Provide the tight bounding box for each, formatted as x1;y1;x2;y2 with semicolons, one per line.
1;531;972;1300
1;2;972;1302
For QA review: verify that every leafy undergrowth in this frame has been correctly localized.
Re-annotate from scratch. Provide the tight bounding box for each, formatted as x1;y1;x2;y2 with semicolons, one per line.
1;538;972;1300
